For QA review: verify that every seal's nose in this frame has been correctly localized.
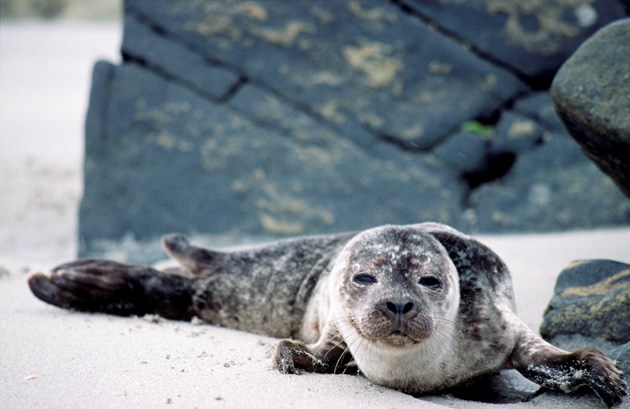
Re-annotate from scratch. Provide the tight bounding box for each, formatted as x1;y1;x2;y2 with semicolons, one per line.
385;301;415;315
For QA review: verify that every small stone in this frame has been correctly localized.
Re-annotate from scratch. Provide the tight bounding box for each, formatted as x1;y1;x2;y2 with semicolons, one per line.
541;260;630;343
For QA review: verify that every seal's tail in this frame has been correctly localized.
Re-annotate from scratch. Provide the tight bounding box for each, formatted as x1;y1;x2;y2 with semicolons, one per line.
28;260;196;321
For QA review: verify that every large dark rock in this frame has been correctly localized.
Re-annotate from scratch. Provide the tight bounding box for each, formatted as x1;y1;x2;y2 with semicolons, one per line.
79;1;630;260
541;260;630;343
551;18;630;198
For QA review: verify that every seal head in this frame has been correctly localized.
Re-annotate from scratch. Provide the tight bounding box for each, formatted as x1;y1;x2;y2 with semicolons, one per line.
327;225;461;389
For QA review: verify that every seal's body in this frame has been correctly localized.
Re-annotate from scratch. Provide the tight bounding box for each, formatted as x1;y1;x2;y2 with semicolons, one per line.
28;223;626;407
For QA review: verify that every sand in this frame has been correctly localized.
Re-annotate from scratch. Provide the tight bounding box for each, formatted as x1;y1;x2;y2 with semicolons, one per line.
1;22;628;409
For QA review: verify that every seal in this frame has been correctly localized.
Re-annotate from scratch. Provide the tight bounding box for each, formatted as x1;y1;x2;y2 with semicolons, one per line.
28;223;626;407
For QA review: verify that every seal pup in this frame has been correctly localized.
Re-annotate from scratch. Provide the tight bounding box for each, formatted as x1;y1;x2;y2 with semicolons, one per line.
28;223;626;407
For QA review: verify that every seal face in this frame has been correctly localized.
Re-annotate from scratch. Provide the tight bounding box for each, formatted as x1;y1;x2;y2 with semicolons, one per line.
27;222;626;407
325;226;463;392
339;227;459;347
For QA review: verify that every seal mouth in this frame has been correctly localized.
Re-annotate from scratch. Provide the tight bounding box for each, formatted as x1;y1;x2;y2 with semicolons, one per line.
353;324;419;347
382;331;420;347
350;315;427;347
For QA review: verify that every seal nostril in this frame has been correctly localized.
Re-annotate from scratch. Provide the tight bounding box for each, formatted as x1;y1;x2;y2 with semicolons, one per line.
386;301;414;315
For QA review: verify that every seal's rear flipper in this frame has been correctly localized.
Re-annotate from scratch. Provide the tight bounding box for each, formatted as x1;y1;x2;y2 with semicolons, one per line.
28;260;196;321
162;234;222;275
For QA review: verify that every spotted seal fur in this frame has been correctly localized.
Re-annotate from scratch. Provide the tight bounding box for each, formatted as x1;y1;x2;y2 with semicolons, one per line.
28;223;626;407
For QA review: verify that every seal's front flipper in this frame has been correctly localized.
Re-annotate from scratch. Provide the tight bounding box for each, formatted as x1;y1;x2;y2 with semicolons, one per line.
510;327;626;408
273;338;353;375
28;260;196;321
162;234;222;275
274;340;328;374
519;348;626;408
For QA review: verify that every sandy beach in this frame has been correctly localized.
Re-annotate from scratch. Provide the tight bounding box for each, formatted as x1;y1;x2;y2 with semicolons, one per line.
1;22;629;409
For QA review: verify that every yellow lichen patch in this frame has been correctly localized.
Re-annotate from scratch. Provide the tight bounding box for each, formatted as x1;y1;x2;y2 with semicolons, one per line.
302;146;341;168
200;139;218;170
260;214;305;235
237;1;268;22
480;73;498;92
343;41;402;89
186;123;202;139
349;0;396;22
381;162;412;183
253;21;315;48
310;5;334;23
192;1;268;39
258;184;310;215
187;19;242;41
483;0;590;55
253;168;266;180
508;119;536;138
230;168;266;192
400;125;425;141
318;101;346;124
429;61;453;75
561;269;630;297
231;179;249;193
319;211;335;226
358;112;384;129
416;91;436;104
200;138;246;171
150;131;193;152
311;71;343;87
163;101;191;115
134;107;172;124
256;182;335;232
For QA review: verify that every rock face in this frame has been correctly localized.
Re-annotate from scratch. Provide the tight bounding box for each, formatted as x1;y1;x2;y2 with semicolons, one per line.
398;0;627;85
541;260;630;343
80;0;630;260
551;18;630;198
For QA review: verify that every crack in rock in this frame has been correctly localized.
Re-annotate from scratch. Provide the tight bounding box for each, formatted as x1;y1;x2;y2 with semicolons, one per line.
122;14;245;102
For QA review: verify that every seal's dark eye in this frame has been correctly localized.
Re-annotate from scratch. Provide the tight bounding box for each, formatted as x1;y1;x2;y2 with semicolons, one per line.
419;276;442;290
353;274;377;285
